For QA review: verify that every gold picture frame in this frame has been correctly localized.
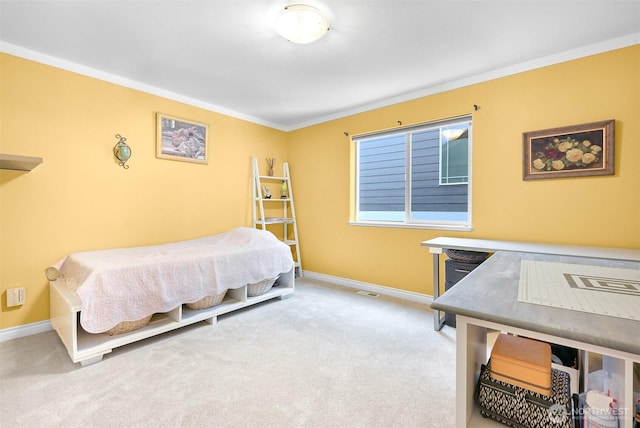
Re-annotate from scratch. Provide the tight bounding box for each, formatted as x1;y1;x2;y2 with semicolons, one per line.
523;119;614;180
156;113;208;164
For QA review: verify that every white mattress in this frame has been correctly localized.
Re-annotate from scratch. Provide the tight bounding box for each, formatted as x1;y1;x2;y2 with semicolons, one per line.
53;227;294;333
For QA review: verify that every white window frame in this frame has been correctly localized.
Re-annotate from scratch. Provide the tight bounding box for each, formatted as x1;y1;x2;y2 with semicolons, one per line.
351;116;473;231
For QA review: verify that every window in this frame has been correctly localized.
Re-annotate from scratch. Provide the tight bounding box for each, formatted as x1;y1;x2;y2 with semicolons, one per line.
353;116;472;230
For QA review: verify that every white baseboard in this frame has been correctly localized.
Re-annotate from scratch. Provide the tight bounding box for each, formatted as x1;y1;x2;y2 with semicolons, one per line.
0;320;52;343
302;270;434;305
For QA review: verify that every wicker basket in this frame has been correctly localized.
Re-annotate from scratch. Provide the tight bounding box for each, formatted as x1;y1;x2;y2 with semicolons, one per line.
445;249;489;264
185;290;227;310
105;315;153;336
247;277;278;297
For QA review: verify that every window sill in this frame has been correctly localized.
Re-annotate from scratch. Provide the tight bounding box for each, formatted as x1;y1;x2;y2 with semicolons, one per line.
348;220;473;232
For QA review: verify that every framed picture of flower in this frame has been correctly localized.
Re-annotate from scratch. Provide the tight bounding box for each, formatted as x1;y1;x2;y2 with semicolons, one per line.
523;119;614;180
156;114;208;164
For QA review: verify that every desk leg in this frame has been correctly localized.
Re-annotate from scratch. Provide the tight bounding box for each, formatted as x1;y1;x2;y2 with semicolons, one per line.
456;316;487;428
432;253;445;331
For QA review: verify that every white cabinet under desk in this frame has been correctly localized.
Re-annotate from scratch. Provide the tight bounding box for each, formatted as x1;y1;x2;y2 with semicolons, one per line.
430;250;640;428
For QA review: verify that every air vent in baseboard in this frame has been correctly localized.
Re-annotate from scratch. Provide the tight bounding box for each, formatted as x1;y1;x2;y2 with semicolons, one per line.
356;290;379;298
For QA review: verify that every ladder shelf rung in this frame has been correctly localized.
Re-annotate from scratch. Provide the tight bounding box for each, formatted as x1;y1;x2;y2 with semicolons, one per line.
259;218;294;224
252;157;301;276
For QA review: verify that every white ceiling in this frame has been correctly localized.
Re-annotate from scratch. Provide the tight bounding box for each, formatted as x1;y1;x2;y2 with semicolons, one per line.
1;1;639;131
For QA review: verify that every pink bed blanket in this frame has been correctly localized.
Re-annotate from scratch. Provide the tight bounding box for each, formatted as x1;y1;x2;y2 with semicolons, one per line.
52;227;294;333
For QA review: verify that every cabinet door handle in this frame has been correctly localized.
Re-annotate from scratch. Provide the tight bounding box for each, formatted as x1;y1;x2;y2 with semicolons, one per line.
455;269;471;273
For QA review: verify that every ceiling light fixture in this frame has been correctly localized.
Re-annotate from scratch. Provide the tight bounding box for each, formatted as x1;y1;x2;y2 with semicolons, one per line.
275;4;329;44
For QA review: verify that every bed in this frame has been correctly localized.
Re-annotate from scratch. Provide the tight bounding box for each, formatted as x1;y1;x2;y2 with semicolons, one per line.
48;227;295;365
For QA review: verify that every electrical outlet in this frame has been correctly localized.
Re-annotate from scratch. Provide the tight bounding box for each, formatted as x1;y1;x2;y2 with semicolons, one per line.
7;287;26;307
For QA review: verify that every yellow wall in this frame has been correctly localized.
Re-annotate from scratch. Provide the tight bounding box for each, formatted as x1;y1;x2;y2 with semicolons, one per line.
288;45;640;295
0;54;288;329
2;46;639;330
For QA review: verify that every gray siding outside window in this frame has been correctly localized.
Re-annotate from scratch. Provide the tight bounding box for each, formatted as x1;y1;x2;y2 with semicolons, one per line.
358;131;468;214
411;130;468;213
358;134;405;212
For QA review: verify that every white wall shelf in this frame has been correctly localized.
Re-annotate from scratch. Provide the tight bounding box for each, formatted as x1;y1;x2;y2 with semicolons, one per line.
0;153;43;171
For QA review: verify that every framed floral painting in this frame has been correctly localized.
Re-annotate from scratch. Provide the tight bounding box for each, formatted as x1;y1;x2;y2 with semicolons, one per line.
156;114;208;164
523;120;614;180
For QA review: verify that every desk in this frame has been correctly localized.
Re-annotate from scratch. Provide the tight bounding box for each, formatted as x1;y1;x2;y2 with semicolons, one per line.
421;237;640;331
431;250;640;428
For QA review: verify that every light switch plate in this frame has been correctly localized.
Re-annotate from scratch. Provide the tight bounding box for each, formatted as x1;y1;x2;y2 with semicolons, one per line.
7;287;25;307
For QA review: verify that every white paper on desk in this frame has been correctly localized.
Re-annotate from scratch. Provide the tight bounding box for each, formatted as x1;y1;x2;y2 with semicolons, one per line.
518;260;640;321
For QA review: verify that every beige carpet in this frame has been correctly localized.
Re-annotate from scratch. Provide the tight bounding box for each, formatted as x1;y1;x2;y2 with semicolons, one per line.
0;278;456;427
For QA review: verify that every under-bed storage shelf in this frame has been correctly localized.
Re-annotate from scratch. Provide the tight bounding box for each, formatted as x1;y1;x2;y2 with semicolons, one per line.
50;268;294;366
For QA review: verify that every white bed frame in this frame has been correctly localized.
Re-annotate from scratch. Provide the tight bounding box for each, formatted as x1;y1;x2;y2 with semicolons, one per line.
50;268;294;366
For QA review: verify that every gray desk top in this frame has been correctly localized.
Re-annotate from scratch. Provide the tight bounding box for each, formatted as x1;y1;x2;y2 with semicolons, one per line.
422;237;640;261
431;251;640;356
